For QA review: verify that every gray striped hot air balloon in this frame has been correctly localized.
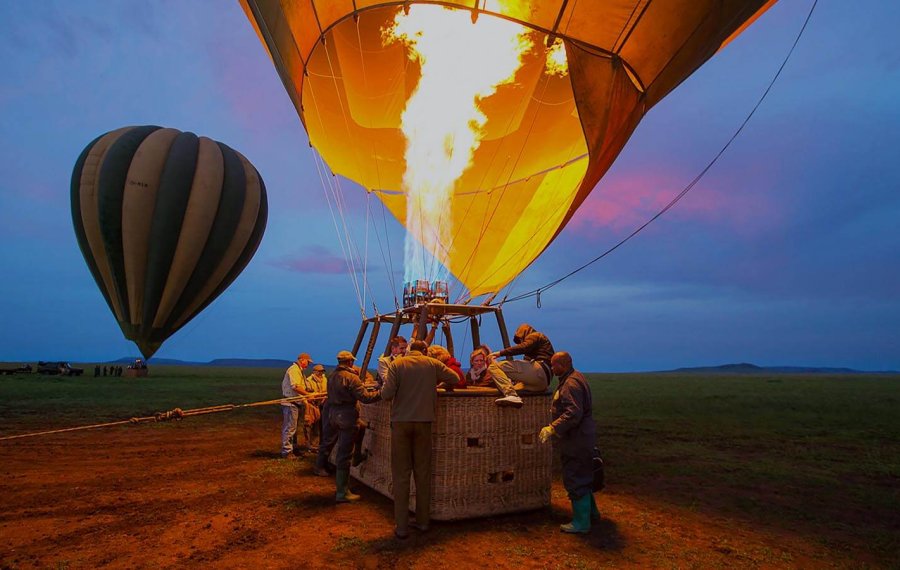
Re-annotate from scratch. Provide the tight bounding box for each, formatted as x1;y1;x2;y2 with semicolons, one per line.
71;126;268;359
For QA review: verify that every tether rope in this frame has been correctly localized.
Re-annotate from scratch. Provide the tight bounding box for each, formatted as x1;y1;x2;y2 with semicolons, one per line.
0;394;328;442
502;0;818;306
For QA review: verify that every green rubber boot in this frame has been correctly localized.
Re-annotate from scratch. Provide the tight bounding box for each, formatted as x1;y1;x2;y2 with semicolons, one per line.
590;493;601;522
335;469;360;503
560;494;591;534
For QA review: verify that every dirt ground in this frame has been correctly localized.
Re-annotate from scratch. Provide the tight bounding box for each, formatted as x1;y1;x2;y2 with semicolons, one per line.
0;413;879;569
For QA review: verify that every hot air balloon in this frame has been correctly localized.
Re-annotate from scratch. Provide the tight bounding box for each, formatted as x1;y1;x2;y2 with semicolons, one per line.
71;126;268;359
240;0;775;299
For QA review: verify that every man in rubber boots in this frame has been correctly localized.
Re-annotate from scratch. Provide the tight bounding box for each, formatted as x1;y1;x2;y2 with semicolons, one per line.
539;351;599;533
314;351;381;503
382;339;459;539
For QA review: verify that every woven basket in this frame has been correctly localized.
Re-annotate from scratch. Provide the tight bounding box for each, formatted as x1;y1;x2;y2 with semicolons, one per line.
350;388;552;520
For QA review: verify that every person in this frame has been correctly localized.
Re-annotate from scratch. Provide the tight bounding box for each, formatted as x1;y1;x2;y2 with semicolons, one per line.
426;344;466;388
280;353;312;459
382;339;460;539
301;364;328;451
539;351;599;534
488;323;556;407
377;336;407;385
94;365;100;377
465;349;493;387
314;351;381;503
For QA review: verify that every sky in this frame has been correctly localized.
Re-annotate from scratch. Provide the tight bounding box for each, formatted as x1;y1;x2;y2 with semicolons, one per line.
0;1;898;372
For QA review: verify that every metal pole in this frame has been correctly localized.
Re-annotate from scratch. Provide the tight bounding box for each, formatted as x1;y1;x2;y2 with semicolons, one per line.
352;320;370;358
470;316;481;350
495;307;511;351
442;321;454;355
384;311;402;357
358;319;381;380
415;304;429;341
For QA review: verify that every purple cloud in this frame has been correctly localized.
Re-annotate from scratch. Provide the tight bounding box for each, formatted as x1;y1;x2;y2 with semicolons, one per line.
269;245;376;275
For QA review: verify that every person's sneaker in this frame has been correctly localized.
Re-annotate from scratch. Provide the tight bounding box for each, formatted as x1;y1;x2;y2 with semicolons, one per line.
410;521;429;532
394;527;410;540
312;466;331;477
336;490;361;503
281;453;298;460
494;395;524;408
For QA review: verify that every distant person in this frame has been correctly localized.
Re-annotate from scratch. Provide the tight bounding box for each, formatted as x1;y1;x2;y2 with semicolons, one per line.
314;351;381;503
102;366;108;377
488;323;556;407
539;351;598;533
377;336;408;385
382;339;459;539
280;353;312;459
94;365;100;377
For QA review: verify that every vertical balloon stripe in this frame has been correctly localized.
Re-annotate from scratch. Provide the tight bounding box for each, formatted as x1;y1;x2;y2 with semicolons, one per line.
79;127;132;323
97;125;162;325
141;131;200;338
152;137;225;328
71;134;118;316
158;142;246;329
122;128;181;324
172;170;267;337
169;151;261;331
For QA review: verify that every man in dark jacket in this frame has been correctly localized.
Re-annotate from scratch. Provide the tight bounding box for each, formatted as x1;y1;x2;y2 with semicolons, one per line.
539;351;599;533
314;350;381;503
488;323;556;407
382;339;459;539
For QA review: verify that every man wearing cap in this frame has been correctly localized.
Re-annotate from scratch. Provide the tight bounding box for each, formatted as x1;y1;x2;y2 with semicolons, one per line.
300;364;328;451
382;339;460;538
281;353;312;459
314;350;381;503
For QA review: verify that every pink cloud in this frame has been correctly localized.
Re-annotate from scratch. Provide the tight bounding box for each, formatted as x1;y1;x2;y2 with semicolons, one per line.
569;164;784;239
269;245;367;275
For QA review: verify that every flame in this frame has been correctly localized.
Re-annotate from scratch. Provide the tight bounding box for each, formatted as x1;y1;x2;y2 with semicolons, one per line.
384;5;534;282
545;38;569;76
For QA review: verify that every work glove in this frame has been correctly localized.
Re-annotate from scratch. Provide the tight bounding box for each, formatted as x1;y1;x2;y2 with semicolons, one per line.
539;425;555;444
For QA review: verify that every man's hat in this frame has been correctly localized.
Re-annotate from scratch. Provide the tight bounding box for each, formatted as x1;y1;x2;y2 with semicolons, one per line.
312;364;326;372
298;352;311;360
336;350;356;361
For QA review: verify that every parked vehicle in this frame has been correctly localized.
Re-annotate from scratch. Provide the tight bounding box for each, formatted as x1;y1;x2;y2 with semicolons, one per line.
36;361;84;376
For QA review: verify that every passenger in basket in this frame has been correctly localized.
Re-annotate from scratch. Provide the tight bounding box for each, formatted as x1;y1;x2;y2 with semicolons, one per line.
488;323;555;407
382;339;459;539
426;344;466;388
377;336;408;385
313;351;381;503
539;351;599;534
280;352;312;459
465;349;494;387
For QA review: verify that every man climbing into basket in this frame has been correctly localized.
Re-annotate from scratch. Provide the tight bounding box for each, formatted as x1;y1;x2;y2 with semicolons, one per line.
539;351;600;534
382;339;460;539
483;323;555;408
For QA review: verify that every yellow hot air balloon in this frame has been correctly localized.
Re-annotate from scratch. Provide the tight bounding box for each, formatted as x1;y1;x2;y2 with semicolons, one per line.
241;0;775;297
71;126;268;358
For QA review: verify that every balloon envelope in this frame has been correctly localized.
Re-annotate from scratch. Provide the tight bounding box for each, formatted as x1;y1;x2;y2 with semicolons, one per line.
71;126;268;358
242;0;774;296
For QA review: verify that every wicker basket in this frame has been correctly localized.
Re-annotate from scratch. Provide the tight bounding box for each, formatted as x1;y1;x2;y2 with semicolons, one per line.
350;388;552;520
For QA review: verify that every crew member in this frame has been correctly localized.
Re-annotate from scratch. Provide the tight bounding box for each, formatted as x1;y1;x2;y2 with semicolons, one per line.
314;351;381;503
489;323;556;407
382;339;459;539
280;353;311;459
539;351;599;533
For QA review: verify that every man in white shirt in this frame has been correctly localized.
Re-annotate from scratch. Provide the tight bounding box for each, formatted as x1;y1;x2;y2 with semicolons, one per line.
376;336;407;385
281;353;311;458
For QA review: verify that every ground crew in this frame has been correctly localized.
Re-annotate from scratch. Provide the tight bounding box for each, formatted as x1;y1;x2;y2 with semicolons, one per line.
314;351;381;503
280;353;312;458
540;351;599;533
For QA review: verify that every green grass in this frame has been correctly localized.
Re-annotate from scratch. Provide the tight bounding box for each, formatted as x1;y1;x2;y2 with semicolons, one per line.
1;366;897;559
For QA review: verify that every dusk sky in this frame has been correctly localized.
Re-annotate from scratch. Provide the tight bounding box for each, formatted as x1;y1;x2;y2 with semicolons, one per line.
1;1;897;372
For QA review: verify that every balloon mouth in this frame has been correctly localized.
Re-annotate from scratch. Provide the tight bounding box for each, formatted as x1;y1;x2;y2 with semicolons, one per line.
136;340;161;360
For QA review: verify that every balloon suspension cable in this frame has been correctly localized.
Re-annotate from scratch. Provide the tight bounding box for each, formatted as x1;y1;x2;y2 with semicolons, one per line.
0;394;328;442
502;0;818;307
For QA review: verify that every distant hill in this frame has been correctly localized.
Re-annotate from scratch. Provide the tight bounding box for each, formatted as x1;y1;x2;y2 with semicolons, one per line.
667;362;896;374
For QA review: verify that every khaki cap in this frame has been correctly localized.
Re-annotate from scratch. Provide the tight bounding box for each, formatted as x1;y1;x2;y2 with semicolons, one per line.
336;350;356;361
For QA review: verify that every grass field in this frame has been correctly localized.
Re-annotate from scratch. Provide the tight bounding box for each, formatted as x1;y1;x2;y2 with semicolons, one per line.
1;366;898;566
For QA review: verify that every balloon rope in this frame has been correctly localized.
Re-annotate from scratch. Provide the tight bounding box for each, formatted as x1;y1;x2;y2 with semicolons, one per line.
503;0;819;306
0;395;327;442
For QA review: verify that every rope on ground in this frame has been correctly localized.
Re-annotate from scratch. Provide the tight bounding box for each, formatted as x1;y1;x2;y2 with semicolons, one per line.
0;394;328;442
